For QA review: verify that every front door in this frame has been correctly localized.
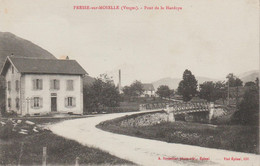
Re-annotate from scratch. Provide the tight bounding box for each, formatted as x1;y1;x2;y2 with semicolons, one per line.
51;97;57;112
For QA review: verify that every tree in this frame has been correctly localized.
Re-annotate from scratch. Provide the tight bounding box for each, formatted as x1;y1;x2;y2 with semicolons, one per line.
244;81;256;87
199;81;226;102
130;80;144;97
156;85;173;99
122;86;131;96
83;74;120;113
255;77;259;88
226;73;243;87
123;80;144;97
177;69;198;101
232;84;259;125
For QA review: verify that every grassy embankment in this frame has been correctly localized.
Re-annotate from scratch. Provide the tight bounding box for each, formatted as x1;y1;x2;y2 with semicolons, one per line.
97;111;259;154
0;117;134;165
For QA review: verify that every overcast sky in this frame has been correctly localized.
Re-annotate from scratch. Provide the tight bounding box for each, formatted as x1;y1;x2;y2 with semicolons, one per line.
0;0;259;85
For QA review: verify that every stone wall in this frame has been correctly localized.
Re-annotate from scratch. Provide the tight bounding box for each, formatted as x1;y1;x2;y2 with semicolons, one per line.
120;112;168;127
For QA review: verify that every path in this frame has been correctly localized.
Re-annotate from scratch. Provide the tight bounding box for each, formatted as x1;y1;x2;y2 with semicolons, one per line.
49;110;260;166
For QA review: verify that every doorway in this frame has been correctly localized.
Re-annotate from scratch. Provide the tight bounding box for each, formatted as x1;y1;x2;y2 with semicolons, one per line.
51;97;57;112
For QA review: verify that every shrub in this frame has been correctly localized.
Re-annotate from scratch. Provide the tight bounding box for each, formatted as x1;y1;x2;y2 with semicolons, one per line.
0;103;5;116
232;86;259;125
2;110;18;118
0;120;15;140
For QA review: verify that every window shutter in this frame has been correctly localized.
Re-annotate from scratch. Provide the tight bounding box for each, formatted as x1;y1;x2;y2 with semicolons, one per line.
72;97;76;107
57;80;60;90
66;80;69;90
71;80;74;90
65;97;68;107
39;80;42;90
30;98;34;108
40;98;43;108
33;79;36;90
50;80;53;90
16;80;19;91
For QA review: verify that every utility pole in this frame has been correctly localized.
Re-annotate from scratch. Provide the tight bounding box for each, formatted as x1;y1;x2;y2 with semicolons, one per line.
118;69;122;94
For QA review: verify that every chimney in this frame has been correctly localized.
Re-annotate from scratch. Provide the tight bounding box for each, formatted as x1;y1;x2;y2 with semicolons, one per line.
59;55;69;60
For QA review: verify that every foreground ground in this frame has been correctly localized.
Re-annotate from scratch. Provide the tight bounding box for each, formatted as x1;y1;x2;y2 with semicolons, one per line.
97;111;259;154
0;117;134;165
50;110;260;166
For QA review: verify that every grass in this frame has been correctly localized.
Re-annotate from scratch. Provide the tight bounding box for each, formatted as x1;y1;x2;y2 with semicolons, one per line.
97;112;259;154
0;118;135;165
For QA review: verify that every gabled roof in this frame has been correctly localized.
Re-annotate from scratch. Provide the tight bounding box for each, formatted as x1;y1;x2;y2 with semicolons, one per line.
142;83;155;91
0;56;87;76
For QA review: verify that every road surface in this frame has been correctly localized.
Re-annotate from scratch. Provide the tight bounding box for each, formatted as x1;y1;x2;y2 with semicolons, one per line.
49;110;260;166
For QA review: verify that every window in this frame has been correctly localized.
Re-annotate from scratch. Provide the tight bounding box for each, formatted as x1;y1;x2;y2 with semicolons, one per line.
65;97;76;107
11;66;14;74
50;79;60;90
7;81;11;91
16;98;19;109
15;80;19;91
31;97;42;108
33;79;43;90
8;98;11;108
67;80;74;91
34;97;40;107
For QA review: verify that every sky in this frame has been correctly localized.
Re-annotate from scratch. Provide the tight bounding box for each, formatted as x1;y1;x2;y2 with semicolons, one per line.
0;0;259;85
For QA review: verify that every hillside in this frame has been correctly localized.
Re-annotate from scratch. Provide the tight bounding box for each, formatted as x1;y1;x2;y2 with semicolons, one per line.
83;75;95;86
152;76;220;90
0;32;56;69
0;32;95;91
239;70;259;83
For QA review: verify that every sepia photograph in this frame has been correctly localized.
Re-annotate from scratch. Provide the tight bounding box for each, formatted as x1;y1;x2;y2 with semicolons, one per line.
0;0;259;165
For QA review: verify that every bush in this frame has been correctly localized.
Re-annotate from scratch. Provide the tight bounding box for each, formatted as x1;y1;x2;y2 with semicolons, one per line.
232;86;259;125
0;120;16;140
1;110;18;118
0;103;5;116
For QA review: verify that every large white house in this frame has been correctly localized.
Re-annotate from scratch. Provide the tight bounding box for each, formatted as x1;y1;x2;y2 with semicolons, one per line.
0;56;87;116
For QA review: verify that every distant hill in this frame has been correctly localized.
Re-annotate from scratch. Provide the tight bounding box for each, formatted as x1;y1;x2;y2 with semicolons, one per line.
152;76;220;90
152;77;181;90
83;75;95;86
152;70;260;90
238;70;259;84
0;32;56;69
0;32;94;87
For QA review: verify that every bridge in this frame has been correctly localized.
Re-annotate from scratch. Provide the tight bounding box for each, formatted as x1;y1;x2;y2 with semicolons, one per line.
140;102;221;122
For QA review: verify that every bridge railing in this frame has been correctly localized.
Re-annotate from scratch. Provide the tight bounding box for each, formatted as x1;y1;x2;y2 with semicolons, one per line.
167;102;211;113
139;101;181;111
139;101;219;113
139;103;167;110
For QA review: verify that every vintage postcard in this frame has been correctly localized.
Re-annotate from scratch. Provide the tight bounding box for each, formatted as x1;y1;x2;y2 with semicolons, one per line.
0;0;259;165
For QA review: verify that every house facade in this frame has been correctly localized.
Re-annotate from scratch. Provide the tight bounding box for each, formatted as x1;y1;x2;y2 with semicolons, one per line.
141;83;156;97
0;56;87;116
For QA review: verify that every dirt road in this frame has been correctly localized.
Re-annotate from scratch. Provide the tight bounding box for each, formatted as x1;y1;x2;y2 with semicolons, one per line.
49;110;259;166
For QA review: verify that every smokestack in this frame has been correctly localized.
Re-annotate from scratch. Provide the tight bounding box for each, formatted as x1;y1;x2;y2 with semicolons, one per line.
118;69;122;93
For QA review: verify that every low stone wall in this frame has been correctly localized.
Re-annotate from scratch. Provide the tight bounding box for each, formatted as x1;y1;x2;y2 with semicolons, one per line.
120;112;168;127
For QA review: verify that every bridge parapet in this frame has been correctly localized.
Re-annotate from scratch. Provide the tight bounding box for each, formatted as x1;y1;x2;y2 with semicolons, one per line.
139;101;182;111
167;102;211;114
